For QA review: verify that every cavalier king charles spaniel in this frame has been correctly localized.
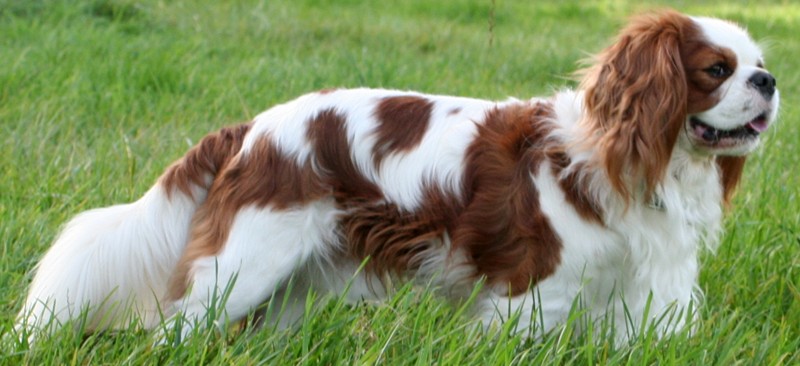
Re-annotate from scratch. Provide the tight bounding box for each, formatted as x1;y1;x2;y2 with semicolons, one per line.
17;10;779;342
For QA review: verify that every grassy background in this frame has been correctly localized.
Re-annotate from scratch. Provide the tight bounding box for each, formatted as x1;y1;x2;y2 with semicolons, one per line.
1;0;798;364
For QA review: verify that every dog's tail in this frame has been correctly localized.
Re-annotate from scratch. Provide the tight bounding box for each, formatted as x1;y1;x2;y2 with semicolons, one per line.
15;123;251;341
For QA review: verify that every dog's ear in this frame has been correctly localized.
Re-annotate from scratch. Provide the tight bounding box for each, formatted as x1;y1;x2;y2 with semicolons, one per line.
579;10;694;200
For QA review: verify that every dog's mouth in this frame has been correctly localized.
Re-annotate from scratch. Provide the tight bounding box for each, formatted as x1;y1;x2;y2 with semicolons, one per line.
689;113;769;147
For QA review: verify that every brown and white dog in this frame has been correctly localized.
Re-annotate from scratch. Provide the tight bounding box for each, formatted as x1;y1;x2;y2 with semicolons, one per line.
17;10;778;342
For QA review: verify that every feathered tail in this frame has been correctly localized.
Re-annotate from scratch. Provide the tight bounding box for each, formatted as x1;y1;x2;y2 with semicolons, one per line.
15;123;251;341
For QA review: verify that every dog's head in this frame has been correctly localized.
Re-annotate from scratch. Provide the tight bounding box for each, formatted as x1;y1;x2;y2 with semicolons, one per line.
579;10;779;200
683;16;778;157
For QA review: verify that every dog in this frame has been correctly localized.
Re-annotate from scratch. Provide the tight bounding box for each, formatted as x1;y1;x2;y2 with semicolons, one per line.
16;10;778;342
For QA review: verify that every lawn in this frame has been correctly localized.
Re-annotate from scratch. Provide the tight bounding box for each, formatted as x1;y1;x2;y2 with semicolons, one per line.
1;0;798;364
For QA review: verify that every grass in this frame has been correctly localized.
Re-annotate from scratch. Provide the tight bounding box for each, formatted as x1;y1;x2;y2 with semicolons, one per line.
1;0;798;364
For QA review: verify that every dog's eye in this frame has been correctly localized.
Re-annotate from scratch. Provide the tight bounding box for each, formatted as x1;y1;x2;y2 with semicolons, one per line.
705;63;732;78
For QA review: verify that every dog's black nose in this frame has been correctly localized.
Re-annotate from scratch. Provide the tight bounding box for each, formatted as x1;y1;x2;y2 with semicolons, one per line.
748;71;777;100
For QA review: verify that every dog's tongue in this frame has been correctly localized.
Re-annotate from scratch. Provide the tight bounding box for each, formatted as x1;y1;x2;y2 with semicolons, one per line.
746;118;769;133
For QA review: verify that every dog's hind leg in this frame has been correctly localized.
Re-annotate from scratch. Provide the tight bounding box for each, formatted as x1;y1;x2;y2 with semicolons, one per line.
164;200;339;341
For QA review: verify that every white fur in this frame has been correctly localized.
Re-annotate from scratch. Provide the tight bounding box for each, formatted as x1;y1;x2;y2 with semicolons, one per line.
16;183;202;341
168;200;340;340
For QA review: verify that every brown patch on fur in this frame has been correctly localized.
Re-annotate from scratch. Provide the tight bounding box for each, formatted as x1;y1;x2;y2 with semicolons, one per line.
447;107;462;116
341;101;567;295
579;11;708;201
716;156;746;206
452;102;563;295
307;109;383;203
560;163;603;223
372;96;434;168
342;186;462;276
169;109;388;299
161;123;252;200
548;150;603;224
685;47;737;113
168;133;329;299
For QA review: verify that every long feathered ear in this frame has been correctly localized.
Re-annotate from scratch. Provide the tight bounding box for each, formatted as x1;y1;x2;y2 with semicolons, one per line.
579;11;695;200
